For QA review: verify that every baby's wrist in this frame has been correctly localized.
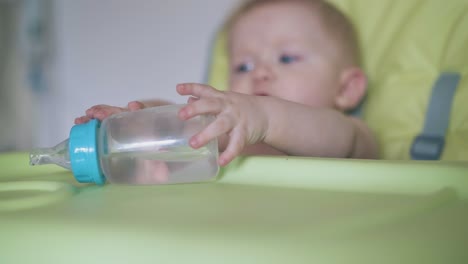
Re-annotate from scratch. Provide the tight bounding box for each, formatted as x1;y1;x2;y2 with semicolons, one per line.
255;96;272;142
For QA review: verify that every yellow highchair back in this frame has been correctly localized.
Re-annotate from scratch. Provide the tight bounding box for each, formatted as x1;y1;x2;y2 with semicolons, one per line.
207;0;468;161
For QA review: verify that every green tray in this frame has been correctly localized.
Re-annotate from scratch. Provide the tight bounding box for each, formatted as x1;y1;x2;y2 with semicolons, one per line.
1;152;467;264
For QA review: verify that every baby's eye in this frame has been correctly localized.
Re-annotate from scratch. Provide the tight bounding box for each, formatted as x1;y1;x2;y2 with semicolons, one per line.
279;54;300;64
235;62;254;73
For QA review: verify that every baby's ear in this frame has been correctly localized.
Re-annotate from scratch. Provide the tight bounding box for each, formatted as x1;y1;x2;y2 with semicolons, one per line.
334;67;368;111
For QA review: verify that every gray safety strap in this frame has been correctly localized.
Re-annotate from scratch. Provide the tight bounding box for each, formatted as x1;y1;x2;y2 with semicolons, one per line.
410;72;461;160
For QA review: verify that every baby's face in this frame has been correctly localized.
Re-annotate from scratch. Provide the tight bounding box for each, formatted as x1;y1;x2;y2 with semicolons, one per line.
228;1;344;108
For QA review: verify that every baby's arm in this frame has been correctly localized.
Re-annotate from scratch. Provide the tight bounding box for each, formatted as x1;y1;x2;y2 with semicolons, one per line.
242;143;286;156
217;135;286;156
177;83;377;165
259;100;378;159
74;99;172;124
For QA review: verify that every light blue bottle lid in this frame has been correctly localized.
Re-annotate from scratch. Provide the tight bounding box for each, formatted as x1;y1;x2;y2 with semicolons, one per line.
68;119;106;185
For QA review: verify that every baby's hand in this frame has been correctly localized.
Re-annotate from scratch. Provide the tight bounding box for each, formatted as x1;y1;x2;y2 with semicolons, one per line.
177;83;268;166
74;101;145;124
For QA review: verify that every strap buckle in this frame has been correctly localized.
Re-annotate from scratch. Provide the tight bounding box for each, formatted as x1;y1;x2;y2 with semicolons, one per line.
410;135;445;160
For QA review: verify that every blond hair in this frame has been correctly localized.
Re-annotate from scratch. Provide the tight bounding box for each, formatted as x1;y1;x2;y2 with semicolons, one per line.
224;0;361;66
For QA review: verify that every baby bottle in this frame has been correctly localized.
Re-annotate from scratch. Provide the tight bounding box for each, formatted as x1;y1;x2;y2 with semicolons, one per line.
29;104;219;185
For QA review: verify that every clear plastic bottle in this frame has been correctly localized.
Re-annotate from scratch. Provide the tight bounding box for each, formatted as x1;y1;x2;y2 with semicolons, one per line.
29;104;219;185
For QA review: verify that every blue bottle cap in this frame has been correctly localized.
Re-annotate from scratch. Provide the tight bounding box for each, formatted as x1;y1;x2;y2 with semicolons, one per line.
68;119;106;185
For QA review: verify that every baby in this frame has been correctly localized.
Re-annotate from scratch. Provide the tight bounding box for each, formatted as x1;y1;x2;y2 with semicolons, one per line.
76;0;378;167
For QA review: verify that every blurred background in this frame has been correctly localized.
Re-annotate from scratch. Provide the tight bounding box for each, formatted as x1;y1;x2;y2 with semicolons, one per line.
0;0;239;151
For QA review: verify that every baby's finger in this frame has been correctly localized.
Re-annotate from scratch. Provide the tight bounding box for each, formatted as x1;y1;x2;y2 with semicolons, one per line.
74;116;90;124
189;115;233;150
179;97;223;120
187;96;199;104
93;109;113;120
85;108;96;118
94;105;123;120
127;101;145;111
85;105;107;118
176;83;220;98
218;129;245;166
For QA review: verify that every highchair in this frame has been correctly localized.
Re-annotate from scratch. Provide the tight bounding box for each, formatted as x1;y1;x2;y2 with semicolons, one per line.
0;1;467;263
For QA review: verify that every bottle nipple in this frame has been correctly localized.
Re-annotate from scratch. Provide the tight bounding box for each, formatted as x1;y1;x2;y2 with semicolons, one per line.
29;139;72;170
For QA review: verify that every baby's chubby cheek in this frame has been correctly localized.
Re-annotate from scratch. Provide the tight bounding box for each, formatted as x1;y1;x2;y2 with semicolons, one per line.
280;82;336;107
228;80;253;95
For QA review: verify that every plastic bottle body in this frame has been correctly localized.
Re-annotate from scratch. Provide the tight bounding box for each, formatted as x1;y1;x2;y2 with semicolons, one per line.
30;104;219;185
98;105;219;184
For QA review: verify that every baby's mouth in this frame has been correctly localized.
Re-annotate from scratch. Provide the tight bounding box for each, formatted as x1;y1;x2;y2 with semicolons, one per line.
254;92;269;96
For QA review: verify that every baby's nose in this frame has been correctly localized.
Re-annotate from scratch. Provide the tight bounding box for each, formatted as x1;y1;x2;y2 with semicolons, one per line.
252;63;275;82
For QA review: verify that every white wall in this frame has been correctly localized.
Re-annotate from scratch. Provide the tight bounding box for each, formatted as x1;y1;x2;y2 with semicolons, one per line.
37;0;239;148
0;2;35;151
